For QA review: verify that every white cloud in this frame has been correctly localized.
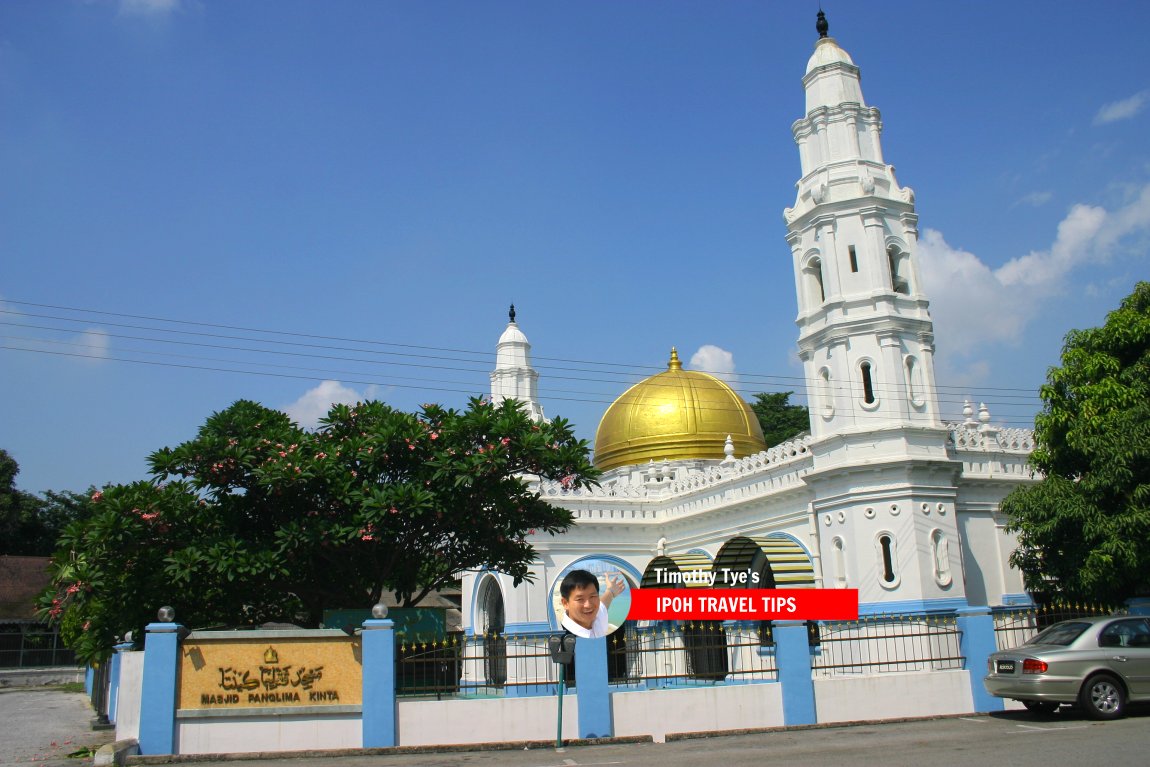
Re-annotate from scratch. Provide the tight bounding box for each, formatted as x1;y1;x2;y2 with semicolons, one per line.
76;328;111;360
1094;90;1150;125
1013;191;1053;208
283;380;367;430
918;182;1150;369
119;0;181;17
689;344;736;384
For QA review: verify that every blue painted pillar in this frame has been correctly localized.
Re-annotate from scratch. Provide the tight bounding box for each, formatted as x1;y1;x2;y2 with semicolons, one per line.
138;622;182;755
574;636;612;738
775;620;816;726
107;641;134;724
361;619;397;748
1126;597;1150;616
84;665;95;696
956;607;1004;712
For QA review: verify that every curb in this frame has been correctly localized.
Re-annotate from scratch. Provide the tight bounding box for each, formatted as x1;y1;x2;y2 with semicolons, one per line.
96;739;140;766
125;735;653;764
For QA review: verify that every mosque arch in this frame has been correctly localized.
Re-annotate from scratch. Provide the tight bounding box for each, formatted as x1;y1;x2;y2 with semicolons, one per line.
474;573;507;687
858;359;878;408
711;535;816;589
640;553;726;681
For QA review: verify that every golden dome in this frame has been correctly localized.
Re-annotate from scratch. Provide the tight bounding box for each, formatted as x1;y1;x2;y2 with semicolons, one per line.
594;349;768;471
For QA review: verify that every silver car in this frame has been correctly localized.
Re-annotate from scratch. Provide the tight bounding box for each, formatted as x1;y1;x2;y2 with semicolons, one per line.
984;615;1150;719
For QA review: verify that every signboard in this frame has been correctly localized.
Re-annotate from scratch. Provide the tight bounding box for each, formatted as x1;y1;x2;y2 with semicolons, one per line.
179;636;361;710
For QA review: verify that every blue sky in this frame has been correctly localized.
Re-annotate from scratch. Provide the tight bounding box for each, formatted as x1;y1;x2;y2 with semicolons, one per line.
2;1;1148;494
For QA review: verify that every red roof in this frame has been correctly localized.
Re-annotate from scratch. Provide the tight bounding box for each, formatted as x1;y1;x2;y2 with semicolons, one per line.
0;556;51;621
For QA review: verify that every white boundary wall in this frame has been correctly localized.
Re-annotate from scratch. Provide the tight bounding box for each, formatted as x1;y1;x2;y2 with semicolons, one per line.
114;652;143;742
398;695;578;746
814;670;973;723
175;712;360;754
612;684;784;742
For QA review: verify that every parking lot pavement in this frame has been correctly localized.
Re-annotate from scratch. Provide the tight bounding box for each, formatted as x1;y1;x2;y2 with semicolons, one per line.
0;688;113;767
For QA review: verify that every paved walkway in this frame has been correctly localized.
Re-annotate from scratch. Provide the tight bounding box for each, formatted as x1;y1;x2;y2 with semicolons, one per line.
0;688;113;767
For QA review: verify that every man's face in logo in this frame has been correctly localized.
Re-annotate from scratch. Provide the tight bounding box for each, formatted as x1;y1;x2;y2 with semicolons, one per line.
561;582;601;630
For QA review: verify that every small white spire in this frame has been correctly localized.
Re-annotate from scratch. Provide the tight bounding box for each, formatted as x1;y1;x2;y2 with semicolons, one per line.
722;434;736;464
963;399;976;426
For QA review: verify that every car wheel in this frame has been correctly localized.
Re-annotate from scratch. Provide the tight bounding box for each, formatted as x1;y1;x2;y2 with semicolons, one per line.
1078;673;1125;720
1022;700;1059;715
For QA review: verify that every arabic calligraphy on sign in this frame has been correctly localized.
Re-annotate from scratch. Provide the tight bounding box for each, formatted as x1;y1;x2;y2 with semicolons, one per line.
179;637;361;710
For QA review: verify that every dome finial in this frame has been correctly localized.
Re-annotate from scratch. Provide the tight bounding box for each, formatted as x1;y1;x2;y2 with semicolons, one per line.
508;303;516;323
668;347;682;371
816;9;829;39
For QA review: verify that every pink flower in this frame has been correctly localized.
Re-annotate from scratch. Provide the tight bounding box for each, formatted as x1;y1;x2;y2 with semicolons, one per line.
90;491;103;502
500;437;511;446
429;432;439;440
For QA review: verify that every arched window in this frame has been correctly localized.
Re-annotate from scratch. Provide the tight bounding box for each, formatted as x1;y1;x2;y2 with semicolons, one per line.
831;537;847;588
861;361;876;405
905;356;925;407
931;529;952;587
877;533;897;586
818;366;835;418
805;256;826;307
887;246;911;295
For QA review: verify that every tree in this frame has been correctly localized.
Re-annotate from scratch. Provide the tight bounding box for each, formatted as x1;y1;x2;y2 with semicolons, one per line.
749;392;810;447
1003;281;1150;603
0;450;90;556
40;397;598;662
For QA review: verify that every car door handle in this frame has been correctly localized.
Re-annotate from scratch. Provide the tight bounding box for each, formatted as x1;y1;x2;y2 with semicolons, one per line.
1112;656;1128;662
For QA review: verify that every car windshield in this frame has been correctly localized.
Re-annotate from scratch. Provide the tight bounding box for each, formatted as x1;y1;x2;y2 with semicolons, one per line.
1025;622;1090;646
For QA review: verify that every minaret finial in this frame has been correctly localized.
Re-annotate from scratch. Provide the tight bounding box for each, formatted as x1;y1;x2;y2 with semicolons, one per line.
509;303;516;323
668;347;682;371
816;9;829;39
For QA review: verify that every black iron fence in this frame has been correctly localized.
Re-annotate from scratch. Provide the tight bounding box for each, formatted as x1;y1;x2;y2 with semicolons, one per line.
992;602;1126;651
811;614;963;676
0;622;76;669
608;622;777;687
396;632;562;698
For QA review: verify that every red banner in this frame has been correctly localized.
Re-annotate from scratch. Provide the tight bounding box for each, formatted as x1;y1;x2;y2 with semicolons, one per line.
627;588;858;621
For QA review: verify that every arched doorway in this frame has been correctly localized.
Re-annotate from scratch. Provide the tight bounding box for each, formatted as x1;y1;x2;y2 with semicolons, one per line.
475;575;506;687
641;553;728;681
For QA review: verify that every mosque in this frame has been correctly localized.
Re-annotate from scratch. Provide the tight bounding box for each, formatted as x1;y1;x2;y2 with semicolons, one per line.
463;14;1037;645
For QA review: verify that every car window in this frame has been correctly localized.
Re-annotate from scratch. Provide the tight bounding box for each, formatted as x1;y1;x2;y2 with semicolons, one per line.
1025;622;1090;646
1100;619;1150;648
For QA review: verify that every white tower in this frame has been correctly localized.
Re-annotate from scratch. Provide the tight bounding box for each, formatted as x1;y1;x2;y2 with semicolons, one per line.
490;304;546;422
787;13;964;609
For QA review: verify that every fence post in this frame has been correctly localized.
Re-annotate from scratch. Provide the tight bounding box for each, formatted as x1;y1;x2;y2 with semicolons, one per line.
574;636;612;739
361;613;397;748
956;607;1003;712
775;620;816;726
138;613;183;755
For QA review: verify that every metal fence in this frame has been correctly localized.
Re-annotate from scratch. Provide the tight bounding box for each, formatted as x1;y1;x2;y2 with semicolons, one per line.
0;622;76;669
608;622;777;687
992;602;1126;651
396;632;562;698
811;614;963;676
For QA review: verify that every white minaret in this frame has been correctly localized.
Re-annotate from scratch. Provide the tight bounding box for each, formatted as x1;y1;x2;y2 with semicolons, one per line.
490;304;546;422
787;13;965;609
785;11;944;453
